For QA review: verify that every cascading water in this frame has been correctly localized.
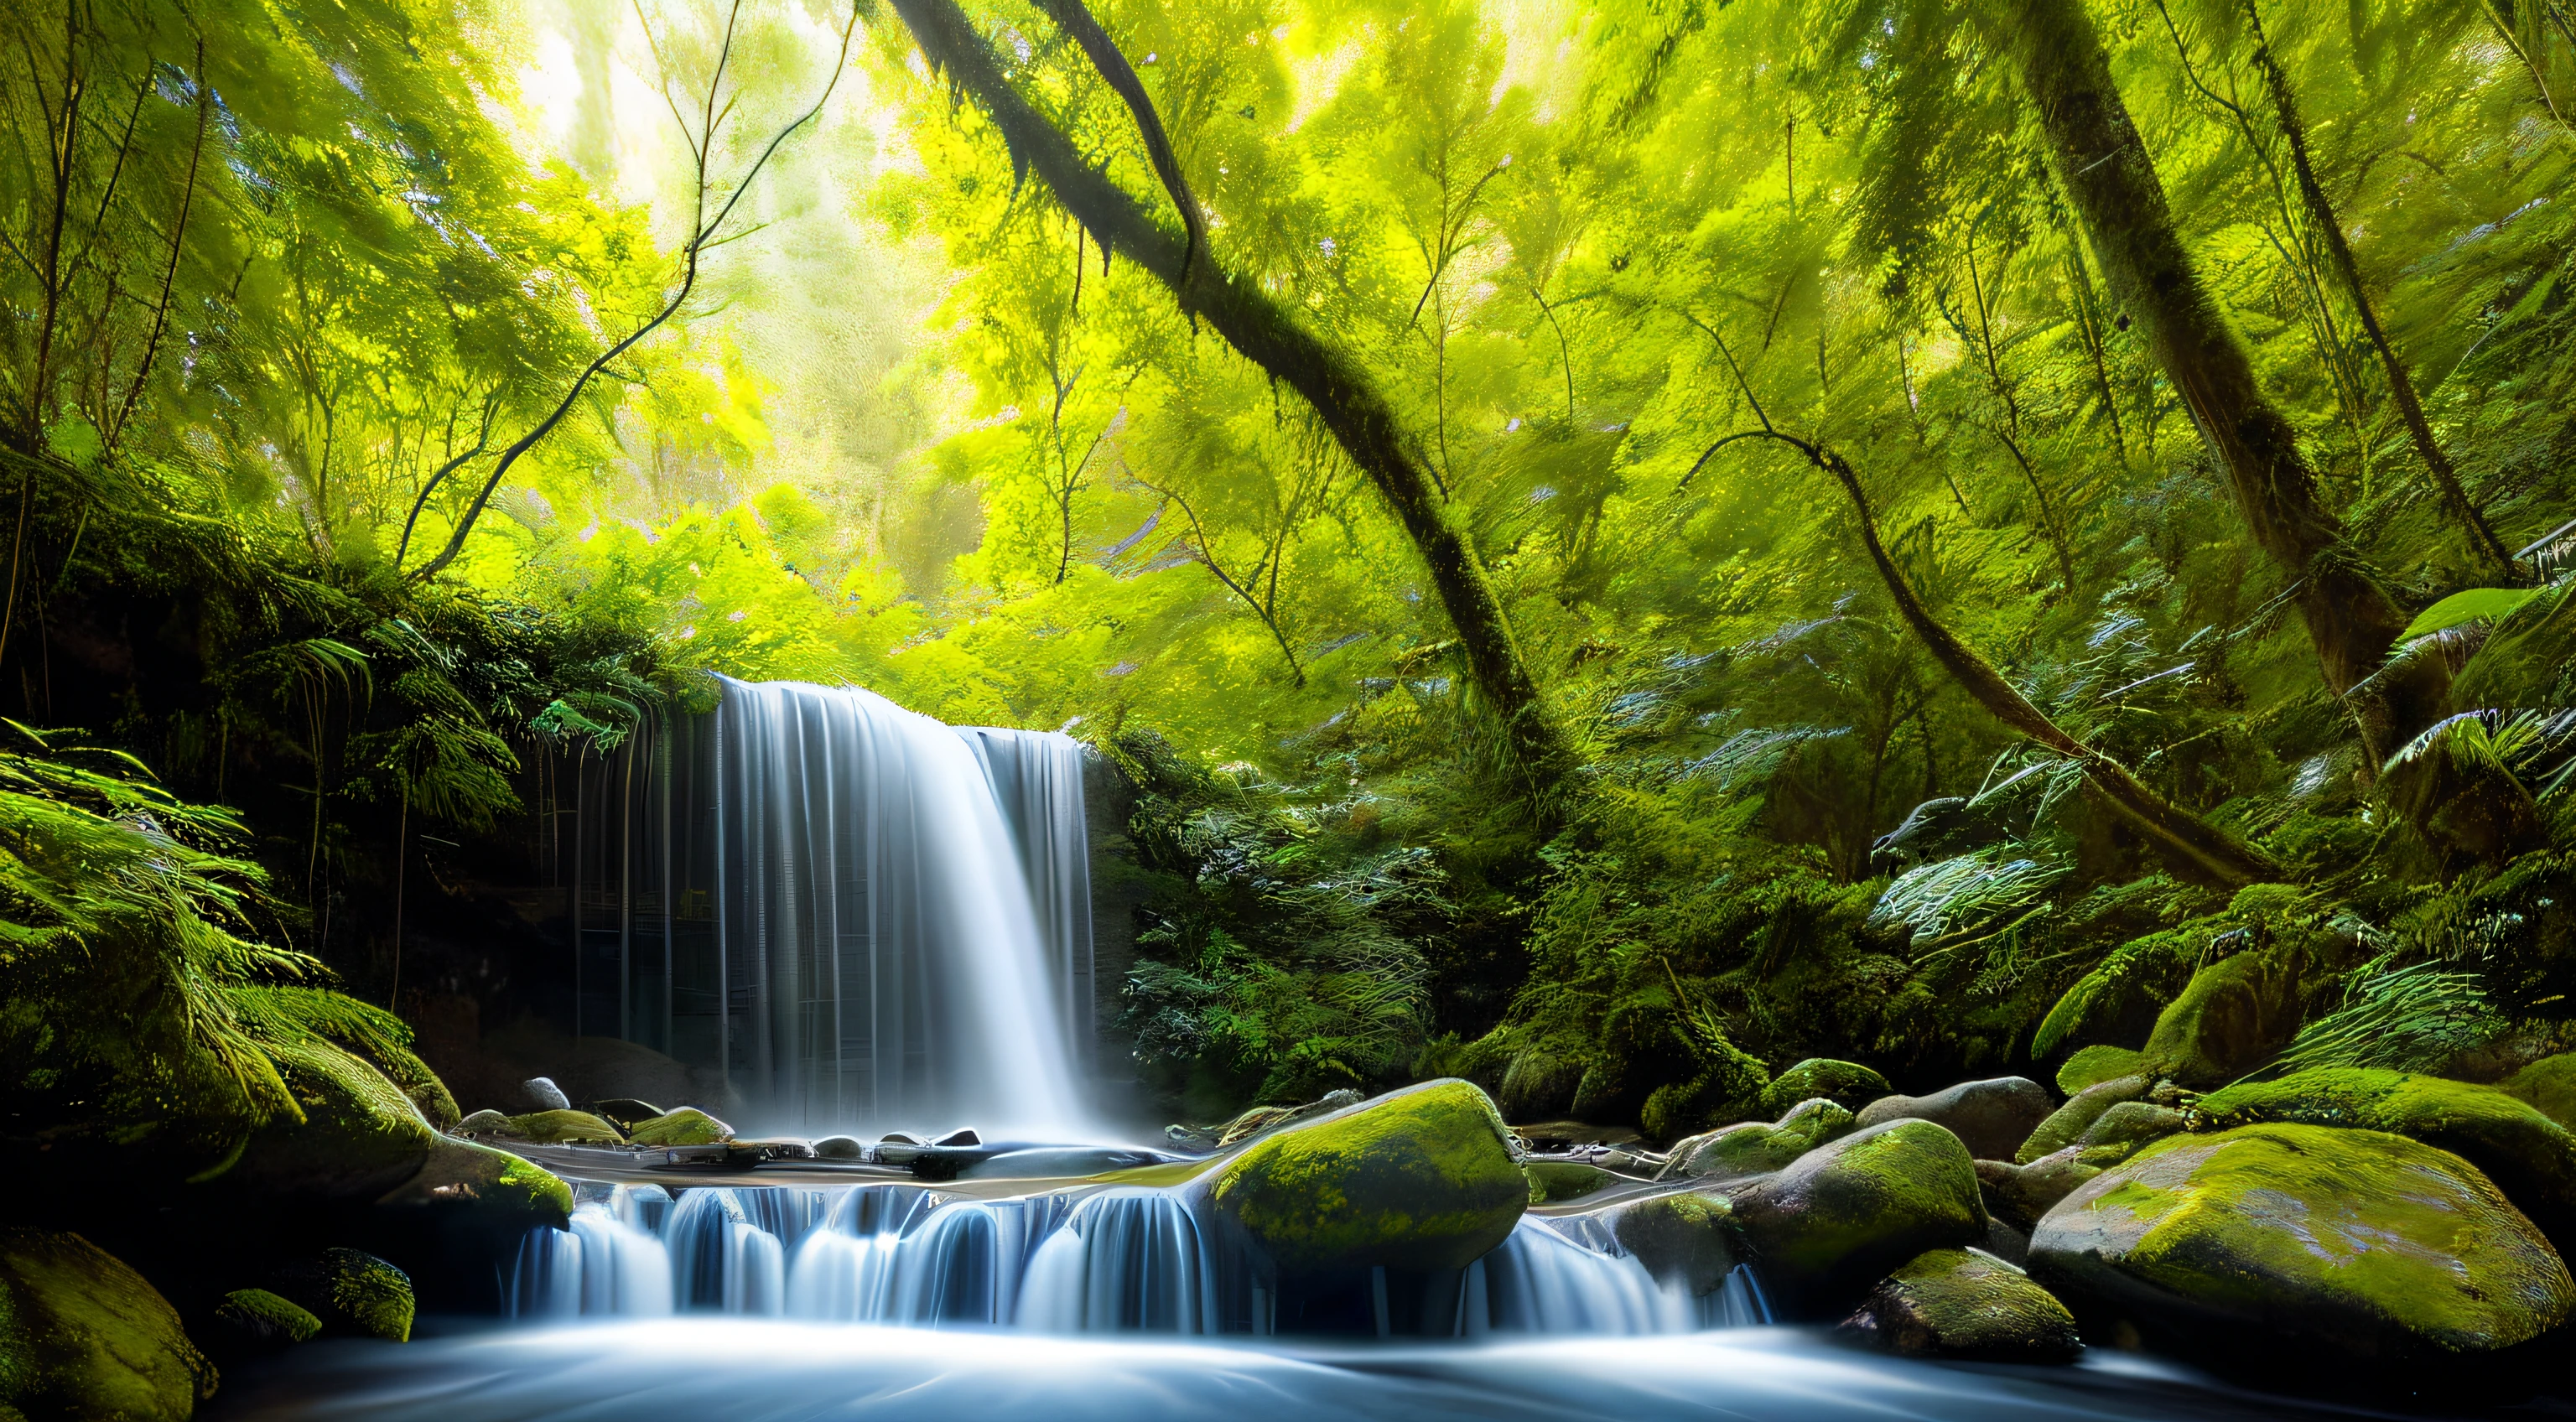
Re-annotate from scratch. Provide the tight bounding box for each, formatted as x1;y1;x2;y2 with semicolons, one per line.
610;678;1098;1134
506;1184;1769;1338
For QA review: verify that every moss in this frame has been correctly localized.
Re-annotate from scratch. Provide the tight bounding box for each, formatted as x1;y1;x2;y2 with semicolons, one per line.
1526;1160;1620;1204
223;1036;436;1200
226;987;460;1129
1842;1248;2081;1362
2078;1102;2185;1155
1604;1190;1740;1295
377;1137;572;1222
278;1248;413;1343
627;1107;731;1146
1497;1044;1585;1123
1760;1059;1891;1118
210;1289;320;1349
2056;1046;2148;1095
2501;1054;2576;1129
2194;1068;2576;1239
1729;1118;1987;1316
2018;1075;2148;1164
2141;944;2305;1087
498;1109;626;1145
1208;1079;1526;1275
1091;1158;1221;1187
1665;1098;1855;1181
455;1109;509;1134
2030;1124;2574;1367
0;1230;216;1421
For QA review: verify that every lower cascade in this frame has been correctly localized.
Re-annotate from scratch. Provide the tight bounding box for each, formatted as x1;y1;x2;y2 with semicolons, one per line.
509;1183;1770;1337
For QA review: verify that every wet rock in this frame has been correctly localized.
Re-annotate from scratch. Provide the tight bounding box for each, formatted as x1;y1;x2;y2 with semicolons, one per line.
377;1137;572;1224
1760;1059;1892;1118
2139;947;2303;1088
1976;1147;2118;1233
1602;1190;1740;1295
2029;1124;2574;1378
2077;1102;2187;1158
2194;1068;2576;1243
1726;1118;1987;1316
628;1107;734;1147
497;1109;626;1145
1841;1248;2081;1362
1853;1077;2051;1161
454;1108;510;1136
1208;1079;1526;1276
813;1135;865;1160
274;1248;415;1342
2055;1045;2148;1095
2503;1053;2576;1129
520;1077;572;1111
933;1128;982;1148
1661;1098;1855;1182
207;1288;321;1357
2018;1075;2149;1163
1526;1160;1623;1204
0;1230;216;1421
1982;1217;2031;1267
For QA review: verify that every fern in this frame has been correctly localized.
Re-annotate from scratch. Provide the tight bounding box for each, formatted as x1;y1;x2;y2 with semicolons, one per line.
2260;957;2503;1080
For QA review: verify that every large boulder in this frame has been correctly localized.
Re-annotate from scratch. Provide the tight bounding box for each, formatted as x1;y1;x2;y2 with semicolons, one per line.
496;1109;626;1145
377;1137;572;1223
2139;947;2303;1087
273;1248;414;1342
1726;1118;1987;1316
2029;1124;2574;1378
1840;1248;2082;1362
628;1107;733;1147
0;1230;216;1421
1661;1098;1855;1182
1759;1059;1890;1118
1853;1077;2051;1161
519;1077;572;1111
2194;1069;2576;1243
2018;1075;2149;1163
2077;1102;2186;1159
1207;1080;1526;1276
222;1036;439;1201
1599;1190;1741;1296
1976;1146;2121;1233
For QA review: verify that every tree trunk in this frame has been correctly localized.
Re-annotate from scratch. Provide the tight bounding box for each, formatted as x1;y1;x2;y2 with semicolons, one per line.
889;0;1575;788
2001;0;2443;760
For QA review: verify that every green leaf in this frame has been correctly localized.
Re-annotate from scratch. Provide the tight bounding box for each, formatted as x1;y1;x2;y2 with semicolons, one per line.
2401;587;2538;641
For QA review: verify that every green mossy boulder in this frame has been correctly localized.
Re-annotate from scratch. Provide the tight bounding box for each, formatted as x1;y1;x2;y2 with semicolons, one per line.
0;1230;216;1421
1661;1098;1855;1182
1977;1147;2127;1233
1840;1248;2082;1362
1601;1189;1741;1295
2056;1046;2148;1096
227;987;460;1129
2029;1124;2575;1377
1208;1079;1526;1276
206;1289;320;1356
275;1248;414;1343
1526;1160;1622;1204
225;1036;438;1201
2501;1054;2576;1129
376;1137;572;1222
1759;1059;1891;1118
2018;1075;2149;1164
2078;1102;2186;1157
1853;1077;2051;1161
454;1109;510;1135
2194;1069;2576;1241
2139;947;2304;1087
498;1109;626;1145
628;1107;733;1147
1726;1118;1987;1316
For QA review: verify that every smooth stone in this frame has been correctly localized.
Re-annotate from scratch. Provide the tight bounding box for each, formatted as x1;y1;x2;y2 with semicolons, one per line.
1853;1077;2051;1161
497;1108;626;1144
2018;1075;2150;1163
934;1128;982;1148
1661;1098;1855;1182
520;1077;572;1112
454;1108;510;1136
1760;1059;1891;1117
813;1135;865;1160
1726;1118;1987;1317
2076;1101;2187;1157
0;1230;216;1421
2055;1045;2148;1095
1982;1216;2031;1267
1208;1079;1525;1276
2501;1053;2576;1129
2029;1124;2575;1378
1976;1147;2118;1233
629;1108;734;1147
1841;1248;2082;1362
374;1137;571;1223
1601;1190;1740;1295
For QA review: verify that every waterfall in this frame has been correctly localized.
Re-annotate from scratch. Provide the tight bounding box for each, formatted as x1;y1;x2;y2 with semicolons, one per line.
509;1185;1768;1337
618;678;1097;1134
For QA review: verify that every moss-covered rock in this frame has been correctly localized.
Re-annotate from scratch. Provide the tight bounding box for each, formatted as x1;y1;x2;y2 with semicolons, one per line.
375;1137;572;1223
1525;1160;1622;1204
2139;946;2303;1087
1840;1248;2082;1362
0;1230;216;1421
2194;1068;2576;1242
2029;1124;2574;1377
2500;1053;2576;1130
1208;1079;1526;1276
1640;1059;1768;1145
206;1289;320;1356
1601;1189;1740;1295
224;1036;438;1201
2018;1075;2149;1164
226;987;460;1129
1661;1097;1855;1182
274;1248;414;1342
1726;1118;1987;1316
1853;1077;2051;1161
454;1108;510;1135
1976;1147;2126;1233
2078;1101;2186;1157
1759;1059;1891;1118
2056;1046;2148;1096
627;1107;733;1147
496;1109;625;1145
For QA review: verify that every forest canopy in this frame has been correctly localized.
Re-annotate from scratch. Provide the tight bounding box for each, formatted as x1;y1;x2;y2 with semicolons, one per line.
5;0;2575;1124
